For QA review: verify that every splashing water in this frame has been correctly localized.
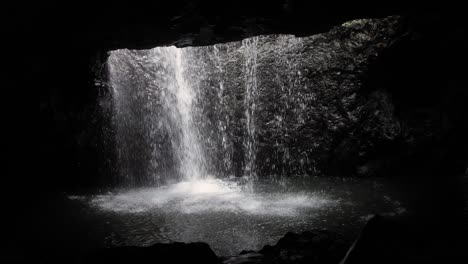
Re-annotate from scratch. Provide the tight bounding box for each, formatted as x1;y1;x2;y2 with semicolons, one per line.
87;178;335;216
68;176;406;255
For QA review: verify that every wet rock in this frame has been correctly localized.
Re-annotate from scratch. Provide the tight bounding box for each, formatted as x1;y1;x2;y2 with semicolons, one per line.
83;242;219;264
223;230;349;264
260;230;349;264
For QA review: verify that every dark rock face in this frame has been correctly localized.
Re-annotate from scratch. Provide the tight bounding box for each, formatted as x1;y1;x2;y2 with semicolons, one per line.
361;17;468;178
260;230;349;264
83;242;219;264
247;17;403;177
341;214;468;263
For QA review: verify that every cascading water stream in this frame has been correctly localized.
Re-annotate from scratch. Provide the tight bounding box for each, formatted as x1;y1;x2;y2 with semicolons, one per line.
242;37;259;184
164;47;207;181
212;44;232;176
109;37;270;187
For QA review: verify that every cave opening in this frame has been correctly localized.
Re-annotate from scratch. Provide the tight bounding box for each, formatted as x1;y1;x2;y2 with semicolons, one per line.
21;2;468;262
66;17;414;256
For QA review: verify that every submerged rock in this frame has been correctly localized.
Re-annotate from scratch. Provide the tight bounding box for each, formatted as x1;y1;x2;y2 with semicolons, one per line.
223;252;264;264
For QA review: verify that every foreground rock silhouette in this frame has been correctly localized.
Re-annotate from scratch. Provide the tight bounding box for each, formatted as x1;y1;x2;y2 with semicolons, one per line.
341;214;468;263
82;229;349;264
72;214;467;263
223;214;446;264
223;229;349;264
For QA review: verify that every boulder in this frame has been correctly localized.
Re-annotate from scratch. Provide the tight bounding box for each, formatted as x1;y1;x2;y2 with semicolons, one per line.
260;230;349;264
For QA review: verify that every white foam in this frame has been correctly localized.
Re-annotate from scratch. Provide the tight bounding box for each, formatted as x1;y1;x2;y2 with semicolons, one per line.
79;179;336;216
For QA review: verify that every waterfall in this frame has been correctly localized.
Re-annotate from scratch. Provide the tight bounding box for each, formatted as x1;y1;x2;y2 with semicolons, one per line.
107;36;303;187
241;37;259;182
212;44;232;176
162;47;207;181
106;25;393;187
108;47;209;185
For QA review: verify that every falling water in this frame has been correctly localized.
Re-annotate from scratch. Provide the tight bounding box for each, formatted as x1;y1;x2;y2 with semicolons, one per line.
241;37;259;182
107;30;390;186
108;37;269;186
212;44;232;176
163;47;207;181
108;47;209;185
108;36;312;186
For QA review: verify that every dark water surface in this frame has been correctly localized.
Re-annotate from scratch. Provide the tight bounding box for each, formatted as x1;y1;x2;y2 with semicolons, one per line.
62;176;407;256
6;174;468;263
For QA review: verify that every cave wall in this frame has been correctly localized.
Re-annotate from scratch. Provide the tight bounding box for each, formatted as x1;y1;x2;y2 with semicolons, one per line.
28;2;467;191
362;14;468;177
190;17;405;178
